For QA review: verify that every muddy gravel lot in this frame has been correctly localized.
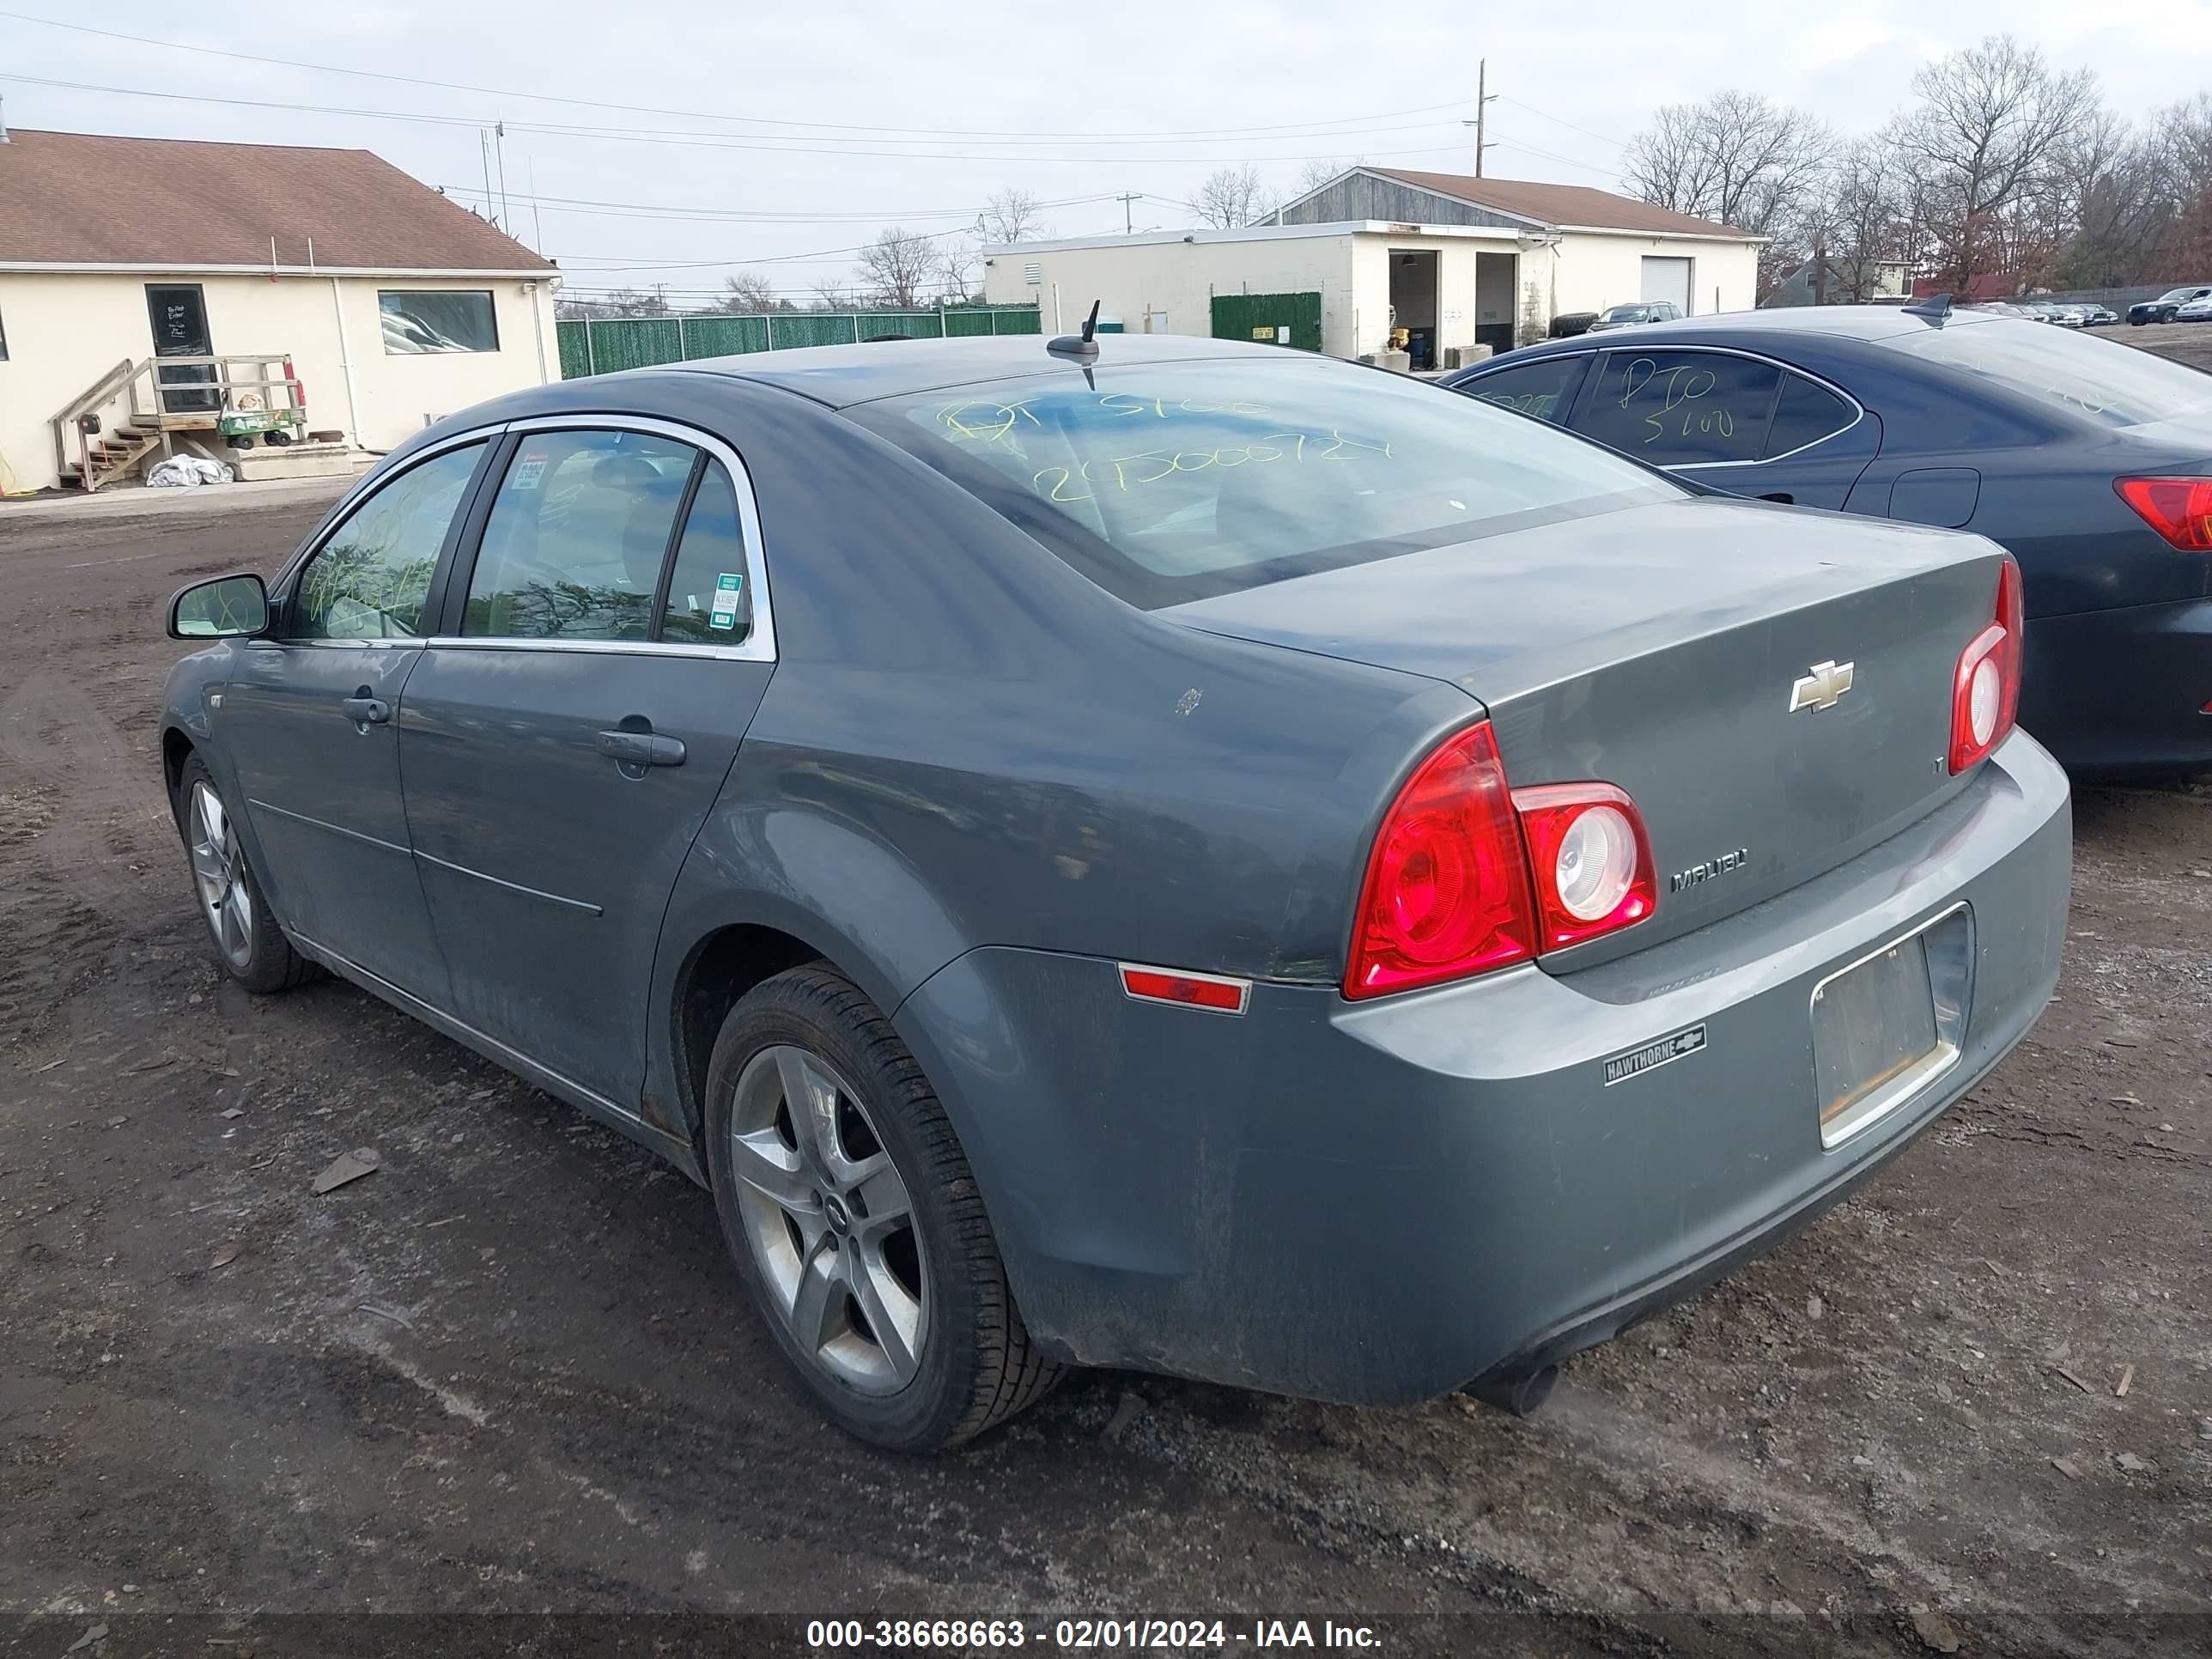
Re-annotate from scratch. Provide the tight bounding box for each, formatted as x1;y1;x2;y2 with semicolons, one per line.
1;485;2208;1659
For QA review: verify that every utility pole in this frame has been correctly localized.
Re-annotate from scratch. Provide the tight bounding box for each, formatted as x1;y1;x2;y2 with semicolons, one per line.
1116;191;1141;234
1462;59;1499;177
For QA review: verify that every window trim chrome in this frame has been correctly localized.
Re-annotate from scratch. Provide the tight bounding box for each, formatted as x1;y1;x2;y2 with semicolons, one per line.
441;412;777;665
267;421;511;644
1458;343;1867;471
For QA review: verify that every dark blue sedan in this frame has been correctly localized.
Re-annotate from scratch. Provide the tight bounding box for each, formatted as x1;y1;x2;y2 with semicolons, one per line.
1443;307;2212;776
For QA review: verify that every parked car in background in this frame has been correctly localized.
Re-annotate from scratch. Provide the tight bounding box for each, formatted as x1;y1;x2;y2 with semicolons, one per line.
2079;304;2119;326
1442;305;2212;776
1586;301;1681;332
2176;293;2212;323
158;334;2070;1451
2129;286;2212;324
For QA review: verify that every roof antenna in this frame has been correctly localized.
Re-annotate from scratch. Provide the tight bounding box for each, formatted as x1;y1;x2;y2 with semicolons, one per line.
1048;299;1102;358
1902;291;1953;321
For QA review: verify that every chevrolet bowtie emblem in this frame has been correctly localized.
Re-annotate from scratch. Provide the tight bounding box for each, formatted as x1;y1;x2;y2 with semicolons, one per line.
1790;659;1855;713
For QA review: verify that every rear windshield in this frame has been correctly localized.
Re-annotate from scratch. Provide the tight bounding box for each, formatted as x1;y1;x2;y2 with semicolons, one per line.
848;357;1676;608
1884;318;2212;428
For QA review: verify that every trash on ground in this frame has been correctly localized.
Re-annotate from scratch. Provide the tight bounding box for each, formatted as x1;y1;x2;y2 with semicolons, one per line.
312;1147;381;1194
145;457;233;489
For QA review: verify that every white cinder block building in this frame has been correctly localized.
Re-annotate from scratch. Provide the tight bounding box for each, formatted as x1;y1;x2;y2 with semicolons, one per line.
0;126;559;493
982;167;1760;370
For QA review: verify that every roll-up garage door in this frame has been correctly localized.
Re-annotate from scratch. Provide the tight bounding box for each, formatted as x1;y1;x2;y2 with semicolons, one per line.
1640;256;1692;314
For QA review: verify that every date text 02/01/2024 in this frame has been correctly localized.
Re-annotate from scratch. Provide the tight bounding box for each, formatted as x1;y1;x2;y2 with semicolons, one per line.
804;1617;1382;1649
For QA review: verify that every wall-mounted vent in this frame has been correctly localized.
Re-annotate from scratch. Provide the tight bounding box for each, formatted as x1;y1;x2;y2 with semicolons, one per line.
1024;261;1042;286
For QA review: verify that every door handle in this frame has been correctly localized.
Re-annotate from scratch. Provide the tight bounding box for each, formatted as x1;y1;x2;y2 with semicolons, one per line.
597;728;686;769
341;694;391;725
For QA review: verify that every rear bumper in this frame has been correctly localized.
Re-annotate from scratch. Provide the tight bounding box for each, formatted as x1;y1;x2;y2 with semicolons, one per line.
2021;597;2212;776
897;733;2071;1404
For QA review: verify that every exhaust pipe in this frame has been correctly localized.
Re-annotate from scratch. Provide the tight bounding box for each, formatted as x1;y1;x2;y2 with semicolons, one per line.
1463;1363;1558;1418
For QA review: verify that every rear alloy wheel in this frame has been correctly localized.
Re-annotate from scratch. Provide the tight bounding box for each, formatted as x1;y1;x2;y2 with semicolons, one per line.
175;755;311;994
704;966;1061;1451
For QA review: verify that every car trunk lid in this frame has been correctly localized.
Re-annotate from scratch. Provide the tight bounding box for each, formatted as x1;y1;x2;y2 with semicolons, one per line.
1164;495;2009;955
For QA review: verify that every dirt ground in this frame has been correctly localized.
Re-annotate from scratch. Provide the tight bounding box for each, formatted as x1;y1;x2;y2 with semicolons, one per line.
1;484;2207;1659
2110;316;2212;372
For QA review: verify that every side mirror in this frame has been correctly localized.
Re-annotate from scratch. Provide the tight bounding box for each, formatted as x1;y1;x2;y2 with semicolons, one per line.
168;574;270;641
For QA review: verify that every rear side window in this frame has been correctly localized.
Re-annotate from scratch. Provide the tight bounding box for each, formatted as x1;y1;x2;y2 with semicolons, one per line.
659;461;752;644
462;430;696;641
1577;350;1780;464
1455;356;1588;424
850;357;1677;608
293;442;484;639
1765;374;1856;455
1885;318;2212;428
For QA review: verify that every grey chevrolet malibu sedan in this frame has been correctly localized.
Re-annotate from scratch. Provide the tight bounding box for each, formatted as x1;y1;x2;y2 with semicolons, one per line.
160;334;2070;1451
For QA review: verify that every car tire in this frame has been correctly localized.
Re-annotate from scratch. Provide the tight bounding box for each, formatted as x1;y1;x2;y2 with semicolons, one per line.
173;754;313;995
703;964;1063;1452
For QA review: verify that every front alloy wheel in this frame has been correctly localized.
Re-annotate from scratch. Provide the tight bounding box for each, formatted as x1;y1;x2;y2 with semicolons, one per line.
188;778;255;969
727;1043;927;1395
173;753;311;995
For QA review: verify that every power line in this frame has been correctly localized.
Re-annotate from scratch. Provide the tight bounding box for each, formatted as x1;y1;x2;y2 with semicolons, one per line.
1490;139;1621;181
439;184;1119;227
0;9;1478;143
1495;95;1628;150
0;74;1474;166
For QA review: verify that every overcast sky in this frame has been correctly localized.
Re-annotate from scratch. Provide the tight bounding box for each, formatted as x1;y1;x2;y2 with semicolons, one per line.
4;2;2208;303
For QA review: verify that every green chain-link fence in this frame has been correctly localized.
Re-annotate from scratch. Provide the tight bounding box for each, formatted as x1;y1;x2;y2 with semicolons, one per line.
556;306;1042;379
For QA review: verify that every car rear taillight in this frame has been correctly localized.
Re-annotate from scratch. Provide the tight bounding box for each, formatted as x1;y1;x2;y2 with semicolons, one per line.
1948;556;2024;775
1510;783;1659;951
1344;722;1656;999
2116;477;2212;550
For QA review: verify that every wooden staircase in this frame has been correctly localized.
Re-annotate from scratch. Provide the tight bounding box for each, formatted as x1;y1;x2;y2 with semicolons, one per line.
52;355;308;492
59;421;163;492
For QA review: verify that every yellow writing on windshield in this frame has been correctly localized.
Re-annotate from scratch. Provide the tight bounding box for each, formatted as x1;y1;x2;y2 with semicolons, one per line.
1617;357;1737;445
1032;429;1393;503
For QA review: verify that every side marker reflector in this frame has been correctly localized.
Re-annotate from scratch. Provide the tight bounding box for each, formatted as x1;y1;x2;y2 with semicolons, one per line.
1119;963;1250;1015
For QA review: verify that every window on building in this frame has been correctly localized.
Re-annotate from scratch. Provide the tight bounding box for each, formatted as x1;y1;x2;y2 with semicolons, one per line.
380;289;500;355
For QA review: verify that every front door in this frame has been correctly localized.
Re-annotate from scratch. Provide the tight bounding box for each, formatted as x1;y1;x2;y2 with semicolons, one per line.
222;440;492;1000
398;423;775;1109
145;283;216;414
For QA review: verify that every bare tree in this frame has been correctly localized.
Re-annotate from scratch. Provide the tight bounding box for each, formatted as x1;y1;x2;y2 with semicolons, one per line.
1622;92;1830;234
975;187;1050;245
716;270;783;313
1799;139;1915;302
2046;110;2173;287
1294;156;1350;198
1192;163;1279;228
559;286;669;319
1891;34;2099;288
809;278;851;312
938;236;984;304
854;228;938;308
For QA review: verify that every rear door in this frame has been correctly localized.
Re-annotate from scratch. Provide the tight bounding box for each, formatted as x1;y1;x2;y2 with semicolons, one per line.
397;417;775;1110
1571;347;1878;509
